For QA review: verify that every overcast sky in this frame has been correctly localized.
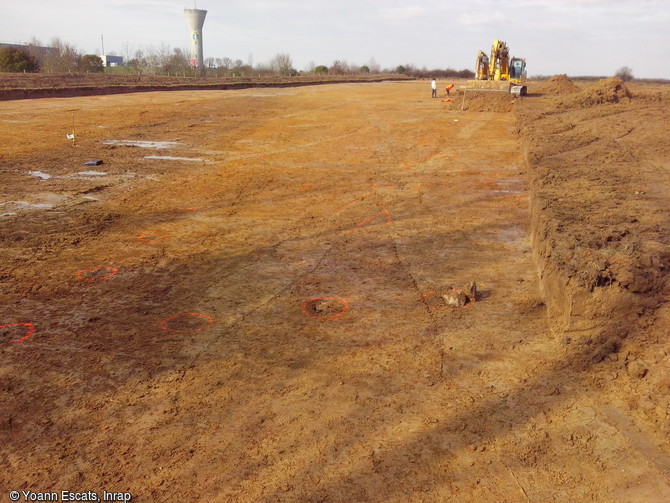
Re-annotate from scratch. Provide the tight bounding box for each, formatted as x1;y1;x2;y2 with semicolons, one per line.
2;0;668;78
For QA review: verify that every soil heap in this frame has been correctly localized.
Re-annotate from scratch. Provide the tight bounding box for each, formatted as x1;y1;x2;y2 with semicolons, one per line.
575;77;633;106
537;74;581;95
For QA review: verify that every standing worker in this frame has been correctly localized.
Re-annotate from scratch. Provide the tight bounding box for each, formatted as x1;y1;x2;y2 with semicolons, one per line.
445;84;454;96
431;78;437;98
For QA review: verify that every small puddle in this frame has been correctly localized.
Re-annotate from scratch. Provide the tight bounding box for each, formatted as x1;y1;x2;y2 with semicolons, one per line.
11;201;55;210
144;156;204;162
2;193;65;212
28;171;52;180
496;227;525;243
102;140;181;149
78;171;107;176
491;189;524;194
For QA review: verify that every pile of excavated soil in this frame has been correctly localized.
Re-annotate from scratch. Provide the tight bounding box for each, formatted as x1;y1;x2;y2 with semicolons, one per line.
564;77;633;107
517;84;670;368
536;74;581;95
516;88;670;486
462;92;516;112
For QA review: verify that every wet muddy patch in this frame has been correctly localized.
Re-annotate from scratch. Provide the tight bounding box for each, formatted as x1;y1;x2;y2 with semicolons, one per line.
101;140;181;149
144;155;204;162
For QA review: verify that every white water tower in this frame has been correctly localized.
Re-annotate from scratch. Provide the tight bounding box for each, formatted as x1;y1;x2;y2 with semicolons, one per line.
184;8;207;70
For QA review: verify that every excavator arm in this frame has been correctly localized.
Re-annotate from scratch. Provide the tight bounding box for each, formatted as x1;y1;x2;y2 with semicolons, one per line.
475;50;489;80
489;39;510;81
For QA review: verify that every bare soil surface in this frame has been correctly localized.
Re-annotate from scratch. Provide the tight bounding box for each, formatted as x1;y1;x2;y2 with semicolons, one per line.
1;80;669;501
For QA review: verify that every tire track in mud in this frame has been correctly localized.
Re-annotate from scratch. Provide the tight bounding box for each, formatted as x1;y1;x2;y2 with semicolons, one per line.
353;96;442;321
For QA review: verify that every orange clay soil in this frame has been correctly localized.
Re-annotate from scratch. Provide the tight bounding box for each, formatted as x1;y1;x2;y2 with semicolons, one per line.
1;79;669;502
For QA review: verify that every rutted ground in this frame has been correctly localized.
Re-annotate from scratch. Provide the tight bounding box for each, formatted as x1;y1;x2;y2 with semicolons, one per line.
1;80;669;502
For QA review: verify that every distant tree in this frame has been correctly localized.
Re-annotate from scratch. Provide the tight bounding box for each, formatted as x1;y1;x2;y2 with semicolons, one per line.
25;37;46;68
231;62;253;77
135;44;195;75
314;65;328;75
42;38;82;72
359;65;370;74
395;65;406;74
165;48;190;74
329;60;345;75
615;66;634;82
81;54;104;73
368;58;381;74
127;49;147;74
218;57;232;70
121;43;134;63
270;53;293;76
204;57;216;69
0;47;39;72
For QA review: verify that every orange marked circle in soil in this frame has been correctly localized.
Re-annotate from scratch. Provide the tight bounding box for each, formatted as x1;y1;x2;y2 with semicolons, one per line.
76;266;118;282
1;323;35;345
160;312;214;333
302;297;350;319
138;233;168;242
422;290;477;310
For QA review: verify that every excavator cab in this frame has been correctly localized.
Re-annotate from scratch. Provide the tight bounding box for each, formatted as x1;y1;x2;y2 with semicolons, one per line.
509;57;526;83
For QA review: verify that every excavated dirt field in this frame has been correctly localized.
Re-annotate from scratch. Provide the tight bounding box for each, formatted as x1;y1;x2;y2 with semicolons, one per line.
1;79;669;501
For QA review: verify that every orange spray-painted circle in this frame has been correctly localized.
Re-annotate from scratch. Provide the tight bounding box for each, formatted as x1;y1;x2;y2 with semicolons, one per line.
1;323;35;345
302;297;350;319
76;266;119;282
422;290;477;310
160;313;214;333
138;233;168;242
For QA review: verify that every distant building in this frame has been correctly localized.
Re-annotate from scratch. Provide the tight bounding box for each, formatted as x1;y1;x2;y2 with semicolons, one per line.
100;55;124;67
0;42;55;59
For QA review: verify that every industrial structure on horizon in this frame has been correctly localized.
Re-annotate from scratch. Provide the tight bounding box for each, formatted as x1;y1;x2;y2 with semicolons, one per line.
184;8;207;70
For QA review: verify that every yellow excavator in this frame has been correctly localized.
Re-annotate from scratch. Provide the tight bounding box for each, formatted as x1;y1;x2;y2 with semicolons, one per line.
471;39;527;95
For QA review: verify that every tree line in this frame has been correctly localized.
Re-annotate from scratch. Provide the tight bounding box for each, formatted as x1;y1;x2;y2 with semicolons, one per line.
0;38;475;78
0;39;105;73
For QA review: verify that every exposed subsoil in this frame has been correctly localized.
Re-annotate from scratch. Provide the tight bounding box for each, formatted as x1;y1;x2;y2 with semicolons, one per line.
462;92;516;113
1;79;669;502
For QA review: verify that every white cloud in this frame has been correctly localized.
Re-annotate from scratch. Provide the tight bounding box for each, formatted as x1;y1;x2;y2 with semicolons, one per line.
381;6;427;20
458;10;506;26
